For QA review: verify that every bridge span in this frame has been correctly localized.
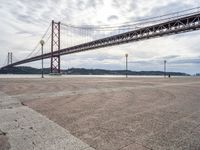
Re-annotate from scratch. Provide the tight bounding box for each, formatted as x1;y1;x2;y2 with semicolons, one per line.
2;9;200;73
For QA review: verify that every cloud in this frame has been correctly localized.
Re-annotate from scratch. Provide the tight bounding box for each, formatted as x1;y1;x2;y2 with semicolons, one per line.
169;57;200;64
107;15;118;22
141;1;193;19
162;55;179;60
77;0;103;10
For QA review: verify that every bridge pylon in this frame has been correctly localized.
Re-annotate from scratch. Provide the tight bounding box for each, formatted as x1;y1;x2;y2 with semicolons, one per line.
7;52;13;65
50;20;61;74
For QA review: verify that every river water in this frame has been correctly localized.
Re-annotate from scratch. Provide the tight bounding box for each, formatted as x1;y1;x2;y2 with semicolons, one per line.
0;74;183;78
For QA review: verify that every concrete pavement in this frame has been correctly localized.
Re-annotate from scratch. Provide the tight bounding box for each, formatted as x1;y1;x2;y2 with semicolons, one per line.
0;91;94;150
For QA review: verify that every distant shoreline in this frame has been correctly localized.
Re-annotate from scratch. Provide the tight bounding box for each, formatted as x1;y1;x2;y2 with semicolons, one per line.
0;66;191;76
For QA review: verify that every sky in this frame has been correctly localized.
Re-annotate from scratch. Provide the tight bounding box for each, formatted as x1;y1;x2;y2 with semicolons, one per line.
0;0;200;74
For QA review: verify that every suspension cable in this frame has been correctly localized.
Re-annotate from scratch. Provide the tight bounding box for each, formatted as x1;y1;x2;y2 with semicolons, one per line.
25;23;51;59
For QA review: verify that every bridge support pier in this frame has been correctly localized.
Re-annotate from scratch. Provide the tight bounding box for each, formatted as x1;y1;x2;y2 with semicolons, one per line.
50;20;61;75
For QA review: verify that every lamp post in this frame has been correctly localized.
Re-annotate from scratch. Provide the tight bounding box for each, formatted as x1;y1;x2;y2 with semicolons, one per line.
125;54;128;78
7;52;10;65
164;60;167;78
40;40;45;78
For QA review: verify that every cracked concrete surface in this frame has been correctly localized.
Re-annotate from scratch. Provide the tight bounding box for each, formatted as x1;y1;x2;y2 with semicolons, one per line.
0;91;94;150
1;77;200;149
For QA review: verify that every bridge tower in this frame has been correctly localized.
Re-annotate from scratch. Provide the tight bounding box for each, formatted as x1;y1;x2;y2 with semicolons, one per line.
51;20;61;74
7;52;13;65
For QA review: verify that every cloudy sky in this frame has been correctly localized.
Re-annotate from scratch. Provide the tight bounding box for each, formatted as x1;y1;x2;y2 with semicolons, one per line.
0;0;200;74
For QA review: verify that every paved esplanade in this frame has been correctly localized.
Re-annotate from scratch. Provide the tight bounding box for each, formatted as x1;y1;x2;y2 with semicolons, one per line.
0;77;200;149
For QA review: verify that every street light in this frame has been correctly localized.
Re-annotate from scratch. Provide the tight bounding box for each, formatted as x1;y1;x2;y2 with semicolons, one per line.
125;54;128;78
40;40;45;78
164;60;167;78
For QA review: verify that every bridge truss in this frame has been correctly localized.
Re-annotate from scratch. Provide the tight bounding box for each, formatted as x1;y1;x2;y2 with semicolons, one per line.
2;9;200;73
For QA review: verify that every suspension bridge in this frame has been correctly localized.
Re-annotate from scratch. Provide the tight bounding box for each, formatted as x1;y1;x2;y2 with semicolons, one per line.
1;7;200;74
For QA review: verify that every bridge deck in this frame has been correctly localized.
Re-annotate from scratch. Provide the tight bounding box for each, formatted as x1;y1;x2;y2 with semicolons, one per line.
2;11;200;68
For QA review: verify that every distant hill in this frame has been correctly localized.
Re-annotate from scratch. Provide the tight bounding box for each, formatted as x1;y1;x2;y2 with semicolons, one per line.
0;66;190;76
0;66;50;74
66;68;190;76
